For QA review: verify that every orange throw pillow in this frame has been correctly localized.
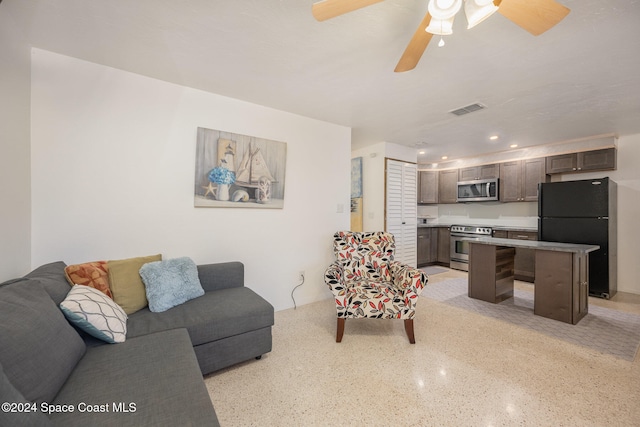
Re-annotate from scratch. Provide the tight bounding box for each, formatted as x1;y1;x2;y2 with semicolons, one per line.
64;261;113;299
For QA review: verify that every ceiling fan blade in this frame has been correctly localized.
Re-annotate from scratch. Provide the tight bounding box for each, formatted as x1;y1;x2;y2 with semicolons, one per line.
495;0;570;36
394;12;434;73
312;0;385;22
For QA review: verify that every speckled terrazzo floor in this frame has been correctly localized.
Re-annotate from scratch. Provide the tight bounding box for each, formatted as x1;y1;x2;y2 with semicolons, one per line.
426;278;640;361
204;269;640;426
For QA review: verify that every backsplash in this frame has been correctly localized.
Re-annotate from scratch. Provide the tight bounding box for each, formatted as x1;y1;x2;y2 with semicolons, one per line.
417;202;538;228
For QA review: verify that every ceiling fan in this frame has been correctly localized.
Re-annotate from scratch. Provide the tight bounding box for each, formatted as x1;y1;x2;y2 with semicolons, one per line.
311;0;570;72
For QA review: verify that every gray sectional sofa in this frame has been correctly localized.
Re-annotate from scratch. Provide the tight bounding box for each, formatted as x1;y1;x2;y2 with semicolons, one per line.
0;260;274;426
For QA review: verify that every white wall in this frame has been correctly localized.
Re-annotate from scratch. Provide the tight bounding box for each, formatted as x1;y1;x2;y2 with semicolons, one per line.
352;143;385;231
352;142;417;232
30;49;351;311
385;142;416;163
433;202;539;228
0;4;32;281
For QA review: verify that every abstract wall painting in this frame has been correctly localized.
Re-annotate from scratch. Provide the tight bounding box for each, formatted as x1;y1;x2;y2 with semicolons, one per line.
194;127;287;208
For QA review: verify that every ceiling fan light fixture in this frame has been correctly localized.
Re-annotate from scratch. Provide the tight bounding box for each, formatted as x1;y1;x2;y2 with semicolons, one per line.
464;0;499;29
426;17;455;35
428;0;462;19
426;0;461;35
311;0;571;73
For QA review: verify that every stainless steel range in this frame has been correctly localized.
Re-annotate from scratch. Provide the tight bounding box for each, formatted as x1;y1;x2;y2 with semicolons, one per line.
450;225;493;271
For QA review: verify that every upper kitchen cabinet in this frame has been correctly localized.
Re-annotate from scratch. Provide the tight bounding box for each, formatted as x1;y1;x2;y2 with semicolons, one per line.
546;148;616;174
418;170;438;204
500;158;547;202
438;169;458;204
458;164;499;181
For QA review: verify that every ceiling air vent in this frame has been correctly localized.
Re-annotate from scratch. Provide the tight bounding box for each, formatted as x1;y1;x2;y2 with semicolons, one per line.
449;103;486;116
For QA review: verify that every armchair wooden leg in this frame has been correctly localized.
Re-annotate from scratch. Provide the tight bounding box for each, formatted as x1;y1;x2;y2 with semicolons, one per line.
404;319;415;344
336;318;345;343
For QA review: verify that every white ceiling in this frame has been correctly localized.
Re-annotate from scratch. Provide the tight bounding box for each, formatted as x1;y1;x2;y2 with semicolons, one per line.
4;0;640;163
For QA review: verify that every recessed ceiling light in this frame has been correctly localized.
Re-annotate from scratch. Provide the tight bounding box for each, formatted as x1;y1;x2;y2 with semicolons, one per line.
510;144;518;148
419;151;426;154
489;135;499;140
441;156;448;160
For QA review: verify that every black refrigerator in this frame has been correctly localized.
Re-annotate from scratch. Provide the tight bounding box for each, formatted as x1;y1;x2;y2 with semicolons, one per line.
538;177;617;298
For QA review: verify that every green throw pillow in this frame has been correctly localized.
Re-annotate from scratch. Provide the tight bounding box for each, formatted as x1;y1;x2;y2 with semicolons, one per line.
108;254;161;314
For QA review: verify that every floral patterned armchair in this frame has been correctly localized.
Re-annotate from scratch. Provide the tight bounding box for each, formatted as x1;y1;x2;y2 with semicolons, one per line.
324;231;428;343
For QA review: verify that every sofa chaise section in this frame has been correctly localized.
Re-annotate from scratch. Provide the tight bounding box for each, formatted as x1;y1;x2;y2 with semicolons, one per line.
49;328;218;427
126;261;274;374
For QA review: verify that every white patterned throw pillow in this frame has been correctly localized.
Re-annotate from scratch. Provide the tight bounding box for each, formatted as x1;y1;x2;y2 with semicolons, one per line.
60;285;128;343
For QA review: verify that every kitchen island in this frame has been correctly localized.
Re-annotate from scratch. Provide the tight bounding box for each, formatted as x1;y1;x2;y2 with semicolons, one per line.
464;237;599;325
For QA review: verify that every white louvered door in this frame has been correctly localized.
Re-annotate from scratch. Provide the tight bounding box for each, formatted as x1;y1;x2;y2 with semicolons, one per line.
385;159;417;267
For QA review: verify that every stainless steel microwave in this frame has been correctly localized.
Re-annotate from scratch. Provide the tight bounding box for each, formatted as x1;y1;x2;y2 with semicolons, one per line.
456;178;499;202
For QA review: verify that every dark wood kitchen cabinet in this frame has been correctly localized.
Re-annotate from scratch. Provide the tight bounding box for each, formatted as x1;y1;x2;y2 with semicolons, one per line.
418;171;438;204
438;169;458;204
458;163;499;181
545;153;576;174
437;227;450;264
500;158;547;202
417;227;437;267
508;231;537;282
418;226;450;267
492;229;537;282
546;148;616;174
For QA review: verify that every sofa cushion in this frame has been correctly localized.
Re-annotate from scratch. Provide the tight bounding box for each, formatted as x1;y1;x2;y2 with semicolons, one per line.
108;254;162;315
196;261;245;292
0;361;53;427
0;281;86;404
64;261;112;298
139;257;205;312
23;261;72;305
49;329;219;426
60;285;128;344
127;287;274;346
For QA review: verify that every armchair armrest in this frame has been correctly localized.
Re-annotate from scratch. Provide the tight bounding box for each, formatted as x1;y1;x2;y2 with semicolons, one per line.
324;261;347;297
197;261;244;292
389;262;428;297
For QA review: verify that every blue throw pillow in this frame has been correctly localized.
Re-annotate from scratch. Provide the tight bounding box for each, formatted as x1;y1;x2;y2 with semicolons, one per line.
139;257;205;312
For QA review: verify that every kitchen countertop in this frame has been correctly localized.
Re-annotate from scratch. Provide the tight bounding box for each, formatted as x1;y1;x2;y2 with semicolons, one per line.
417;223;537;233
462;237;599;254
490;226;538;233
